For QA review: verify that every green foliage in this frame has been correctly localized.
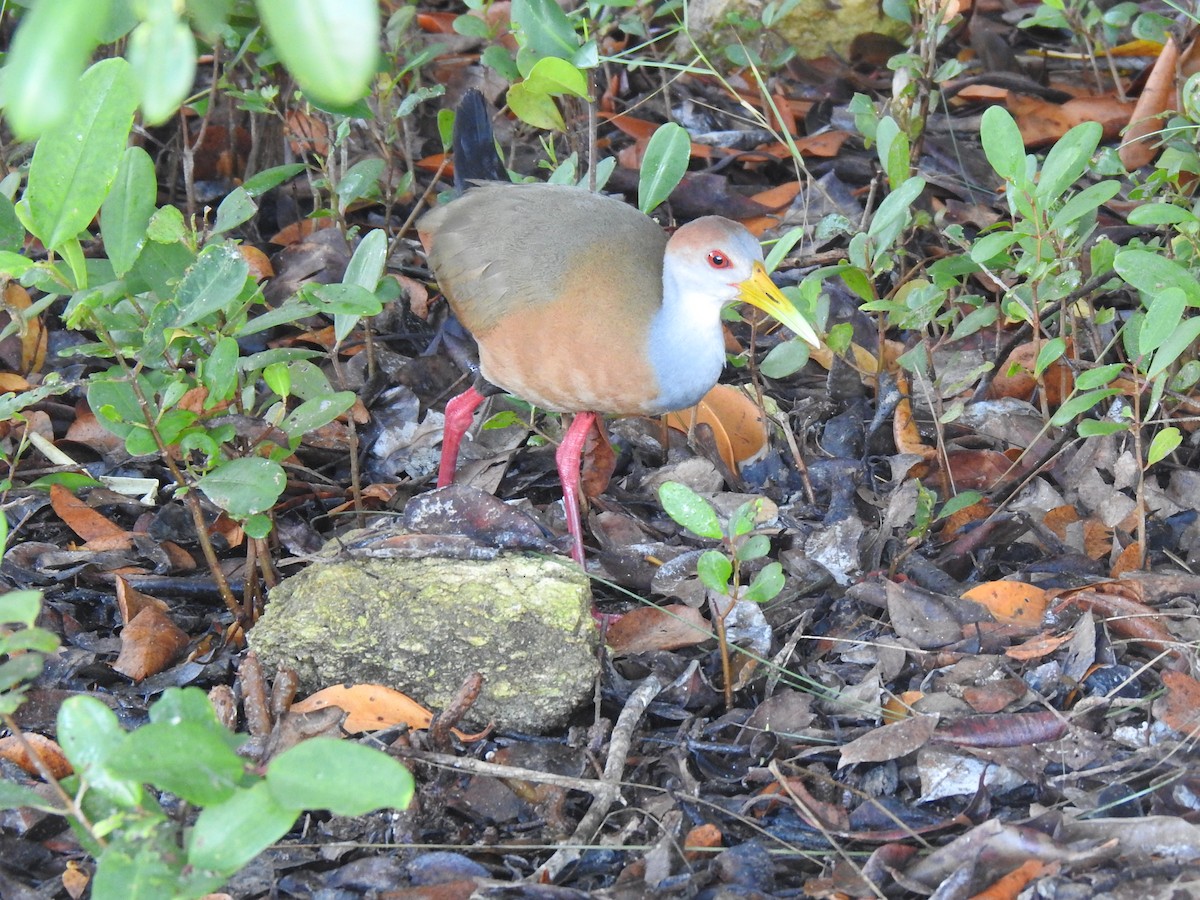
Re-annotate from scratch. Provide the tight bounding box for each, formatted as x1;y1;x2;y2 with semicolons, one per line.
638;123;691;214
3;689;413;899
0;590;60;717
0;592;413;898
657;482;784;606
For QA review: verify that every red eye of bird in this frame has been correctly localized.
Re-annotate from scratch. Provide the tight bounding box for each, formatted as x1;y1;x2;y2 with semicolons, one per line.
707;250;731;269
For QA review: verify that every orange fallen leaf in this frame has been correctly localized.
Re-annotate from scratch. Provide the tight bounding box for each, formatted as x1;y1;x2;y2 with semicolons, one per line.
961;580;1049;626
291;683;487;741
0;732;72;779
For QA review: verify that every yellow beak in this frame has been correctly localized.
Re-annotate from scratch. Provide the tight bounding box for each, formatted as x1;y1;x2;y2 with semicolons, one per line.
737;261;821;348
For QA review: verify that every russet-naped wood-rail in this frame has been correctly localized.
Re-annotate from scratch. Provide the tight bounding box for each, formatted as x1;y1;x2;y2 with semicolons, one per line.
420;91;821;566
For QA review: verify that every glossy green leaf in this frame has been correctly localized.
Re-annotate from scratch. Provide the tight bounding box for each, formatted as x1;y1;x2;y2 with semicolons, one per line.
638;122;690;214
697;550;732;594
127;9;197;124
256;0;380;106
210;188;258;236
1;0;110;139
108;722;245;807
197;457;287;518
521;56;589;99
188;781;297;875
1146;426;1181;467
266;737;415;815
174;243;251;326
344;228;388;291
1147;316;1200;380
742;562;784;604
101;147;157;277
1075;363;1124;390
1139;286;1186;354
21;58;138;251
0;590;43;627
658;481;722;539
980;106;1025;182
760;339;810;379
1114;250;1200;305
511;0;580;61
1037;120;1102;206
507;81;565;131
1049;388;1121;426
241;164;308;197
281;392;356;439
1034;337;1067;376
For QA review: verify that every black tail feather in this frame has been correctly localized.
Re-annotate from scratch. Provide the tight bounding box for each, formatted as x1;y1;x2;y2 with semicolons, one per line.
452;89;506;189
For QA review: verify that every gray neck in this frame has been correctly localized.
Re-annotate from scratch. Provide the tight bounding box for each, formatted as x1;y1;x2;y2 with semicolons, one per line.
644;268;726;413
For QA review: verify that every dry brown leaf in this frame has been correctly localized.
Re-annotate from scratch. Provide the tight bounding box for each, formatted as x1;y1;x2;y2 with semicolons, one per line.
1120;36;1179;171
49;483;130;545
0;732;72;779
838;714;938;767
112;605;190;682
1155;671;1200;738
1005;630;1075;661
606;604;711;655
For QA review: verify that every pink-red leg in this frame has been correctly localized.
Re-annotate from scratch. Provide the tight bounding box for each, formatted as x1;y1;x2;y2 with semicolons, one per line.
437;385;486;487
555;411;597;567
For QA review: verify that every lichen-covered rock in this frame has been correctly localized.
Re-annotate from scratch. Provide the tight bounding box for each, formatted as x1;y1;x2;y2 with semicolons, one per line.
250;555;597;733
682;0;907;61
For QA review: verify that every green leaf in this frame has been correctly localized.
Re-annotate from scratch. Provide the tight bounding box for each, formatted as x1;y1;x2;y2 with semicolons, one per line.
638;122;691;214
736;534;770;562
196;457;287;518
1037;120;1102;206
174;243;251;326
742;562;784;604
307;283;383;319
506;81;565;131
1146;427;1181;467
1114;250;1200;305
658;482;722;539
256;0;381;107
1147;316;1200;380
188;781;298;875
1075;363;1124;390
0;590;43;627
0;779;63;814
241;164;308;197
344;229;388;291
1049;180;1120;232
1034;337;1067;376
281;392;356;439
127;9;197;124
92;833;192;900
1139;286;1186;354
0;0;110;139
1077;419;1126;437
511;0;580;62
210;188;258;236
980;106;1025;182
334;158;385;206
57;695;145;809
522;56;589;99
1049;388;1121;426
937;490;982;520
202;337;241;404
266;738;414;815
969;229;1021;263
101;147;157;278
108;722;246;807
760;338;811;379
697;550;733;594
21;58;139;251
